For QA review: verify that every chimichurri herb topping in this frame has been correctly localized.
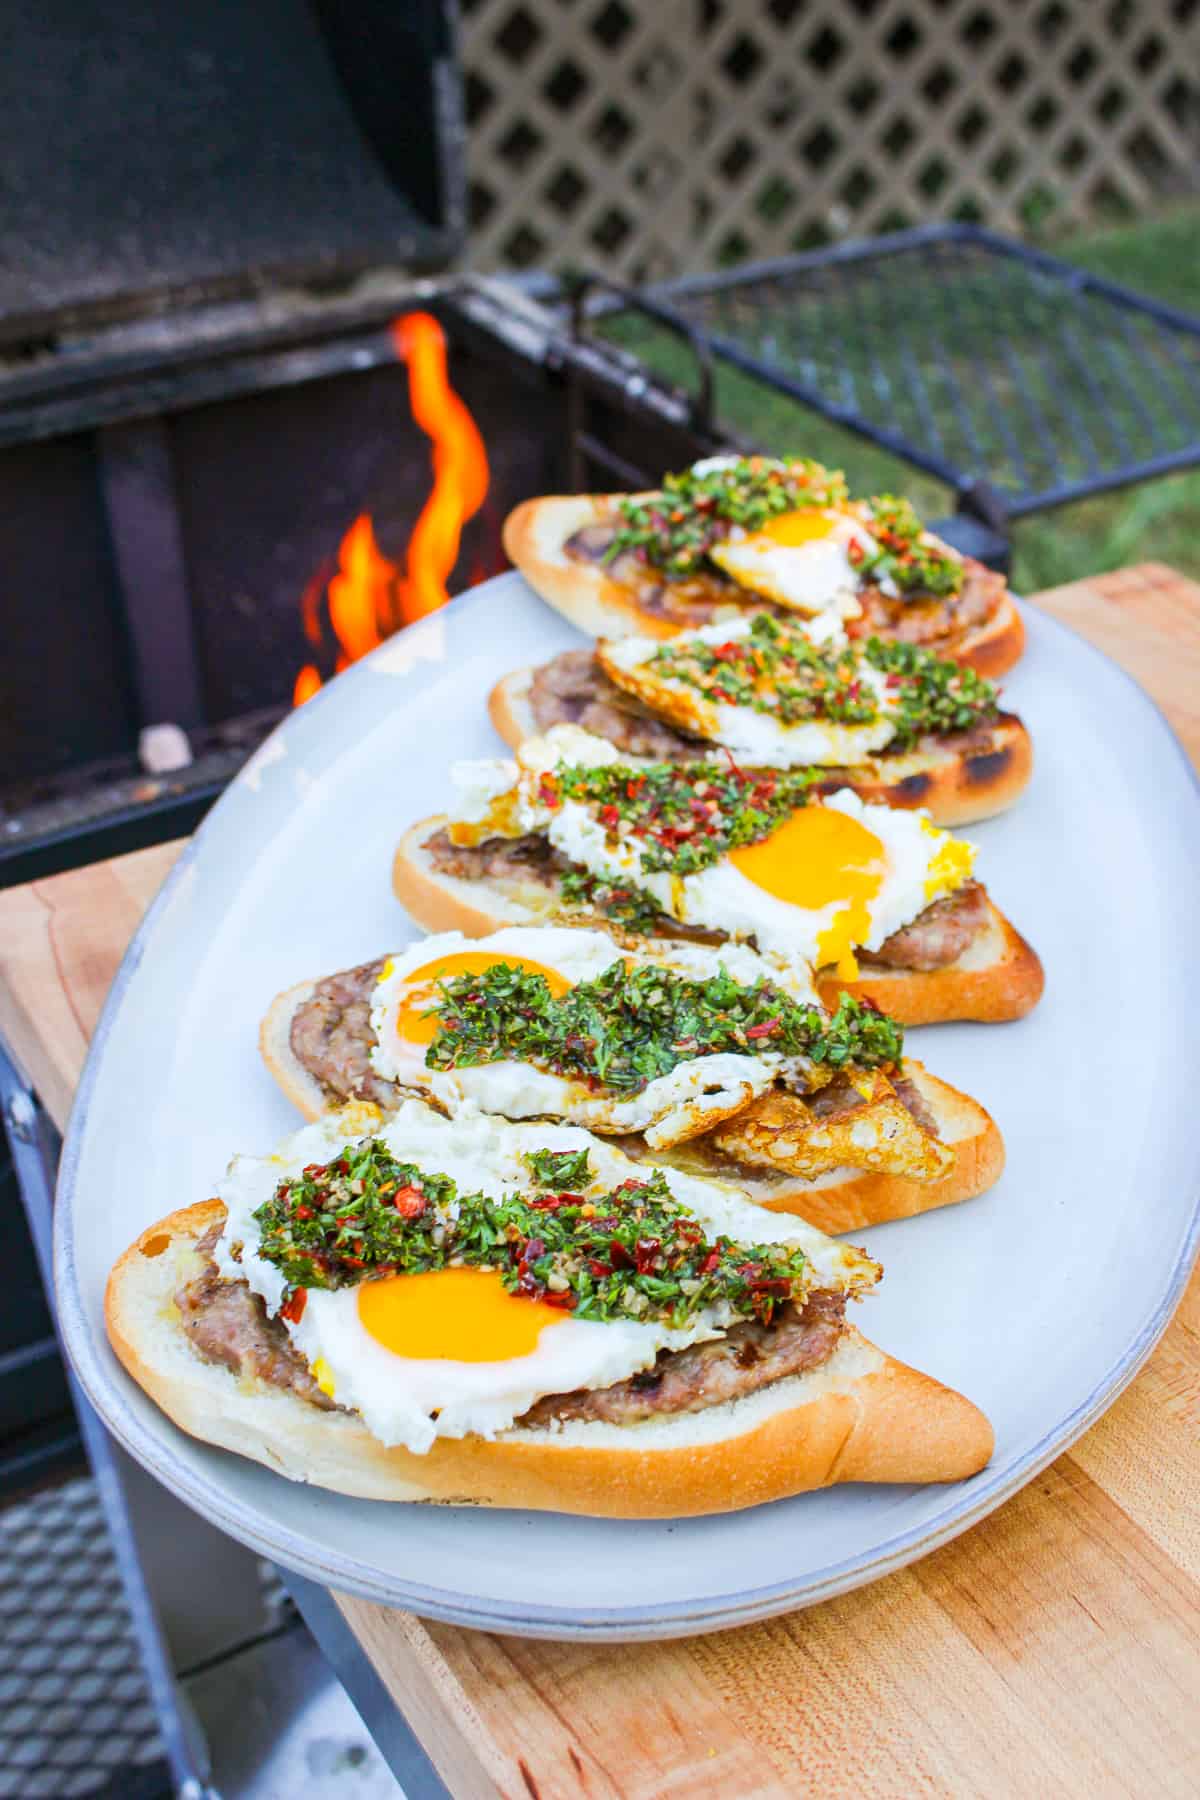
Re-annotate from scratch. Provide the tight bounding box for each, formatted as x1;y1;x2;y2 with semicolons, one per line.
422;959;903;1096
644;614;997;749
253;1144;810;1326
523;1147;593;1190
858;495;964;597
606;457;847;578
541;757;816;876
863;637;998;745
557;863;666;935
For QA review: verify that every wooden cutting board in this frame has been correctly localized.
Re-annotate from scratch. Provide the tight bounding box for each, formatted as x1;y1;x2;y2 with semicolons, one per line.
3;563;1198;1798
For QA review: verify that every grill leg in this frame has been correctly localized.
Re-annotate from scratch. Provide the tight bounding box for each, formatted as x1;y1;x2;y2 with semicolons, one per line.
0;1039;218;1800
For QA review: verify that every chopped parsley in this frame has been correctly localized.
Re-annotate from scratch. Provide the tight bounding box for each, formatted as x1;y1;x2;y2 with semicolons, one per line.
253;1143;811;1326
541;758;816;877
644;613;997;750
523;1147;593;1190
606;456;847;578
863;638;997;745
557;863;666;935
422;958;903;1096
859;495;963;598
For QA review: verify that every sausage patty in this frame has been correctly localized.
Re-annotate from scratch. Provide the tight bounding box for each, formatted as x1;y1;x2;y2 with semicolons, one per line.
861;879;990;971
176;1231;847;1430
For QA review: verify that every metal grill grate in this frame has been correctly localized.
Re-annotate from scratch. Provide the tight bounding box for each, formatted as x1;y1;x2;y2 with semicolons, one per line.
0;1478;165;1799
645;226;1200;514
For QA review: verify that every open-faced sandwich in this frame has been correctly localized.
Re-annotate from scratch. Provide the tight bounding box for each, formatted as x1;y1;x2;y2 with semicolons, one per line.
392;725;1044;1026
503;455;1024;678
107;1100;993;1515
490;610;1031;827
261;925;1003;1234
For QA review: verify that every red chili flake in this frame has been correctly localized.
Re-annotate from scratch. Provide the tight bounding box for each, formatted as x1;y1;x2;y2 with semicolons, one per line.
528;1192;582;1211
609;1239;635;1270
280;1289;307;1323
538;774;562;810
618;1178;648;1192
625;776;645;799
699;1248;722;1275
293;1205;313;1221
885;672;902;688
634;1238;661;1274
847;538;865;566
393;1185;427;1220
599;803;621;829
302;1164;324;1178
745;1017;781;1040
343;1255;364;1270
710;686;733;703
541;1290;577;1310
587;1258;612;1278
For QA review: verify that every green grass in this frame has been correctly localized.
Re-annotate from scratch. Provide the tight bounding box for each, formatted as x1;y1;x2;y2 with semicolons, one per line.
598;206;1200;594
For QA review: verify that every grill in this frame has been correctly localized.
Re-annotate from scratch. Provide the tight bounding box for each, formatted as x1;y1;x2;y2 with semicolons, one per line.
634;224;1200;527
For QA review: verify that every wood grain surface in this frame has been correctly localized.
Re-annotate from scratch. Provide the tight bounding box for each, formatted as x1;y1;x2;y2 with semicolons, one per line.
4;565;1198;1799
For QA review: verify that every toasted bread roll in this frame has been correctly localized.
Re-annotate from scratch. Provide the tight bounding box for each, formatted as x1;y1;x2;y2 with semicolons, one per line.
503;495;1026;679
261;955;1003;1232
391;815;1043;1028
488;665;1033;828
816;909;1045;1026
107;1200;994;1515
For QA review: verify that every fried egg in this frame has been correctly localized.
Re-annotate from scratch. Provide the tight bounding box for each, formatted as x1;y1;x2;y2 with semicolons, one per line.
598;615;898;768
500;730;975;975
214;1102;875;1453
369;926;817;1147
709;508;879;616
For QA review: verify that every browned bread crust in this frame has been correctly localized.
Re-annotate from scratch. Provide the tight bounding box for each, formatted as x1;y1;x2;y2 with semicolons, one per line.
503;494;1026;678
393;815;1043;1028
488;667;1033;828
106;1200;994;1514
816;905;1045;1026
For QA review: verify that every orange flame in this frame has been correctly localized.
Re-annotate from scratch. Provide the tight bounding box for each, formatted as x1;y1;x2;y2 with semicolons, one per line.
292;312;490;704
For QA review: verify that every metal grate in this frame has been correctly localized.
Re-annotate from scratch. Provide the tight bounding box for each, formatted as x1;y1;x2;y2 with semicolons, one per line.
0;1478;166;1799
642;226;1200;515
461;0;1200;282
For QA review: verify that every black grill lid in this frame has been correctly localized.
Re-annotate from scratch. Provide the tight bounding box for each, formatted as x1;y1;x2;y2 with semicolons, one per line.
0;0;462;344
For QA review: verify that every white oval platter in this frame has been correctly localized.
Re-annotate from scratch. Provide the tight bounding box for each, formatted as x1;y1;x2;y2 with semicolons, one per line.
54;571;1200;1641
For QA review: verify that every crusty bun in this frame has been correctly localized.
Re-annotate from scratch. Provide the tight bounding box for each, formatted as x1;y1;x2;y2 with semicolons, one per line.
392;815;1043;1028
504;495;685;643
503;494;1025;678
260;960;1004;1232
391;815;563;938
488;666;1032;828
106;1200;994;1514
816;904;1045;1026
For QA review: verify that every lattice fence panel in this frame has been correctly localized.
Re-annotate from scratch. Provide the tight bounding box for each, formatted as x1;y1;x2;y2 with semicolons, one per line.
460;0;1200;281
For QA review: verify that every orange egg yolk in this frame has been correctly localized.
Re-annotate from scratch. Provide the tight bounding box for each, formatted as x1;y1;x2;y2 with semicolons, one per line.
393;951;571;1047
729;807;886;978
757;509;838;547
357;1267;566;1362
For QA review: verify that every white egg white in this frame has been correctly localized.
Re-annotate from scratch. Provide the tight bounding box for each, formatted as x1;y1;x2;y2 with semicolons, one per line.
213;1102;875;1454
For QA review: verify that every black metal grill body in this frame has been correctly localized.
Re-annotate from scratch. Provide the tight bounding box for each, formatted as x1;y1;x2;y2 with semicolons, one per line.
0;0;463;347
640;225;1200;522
